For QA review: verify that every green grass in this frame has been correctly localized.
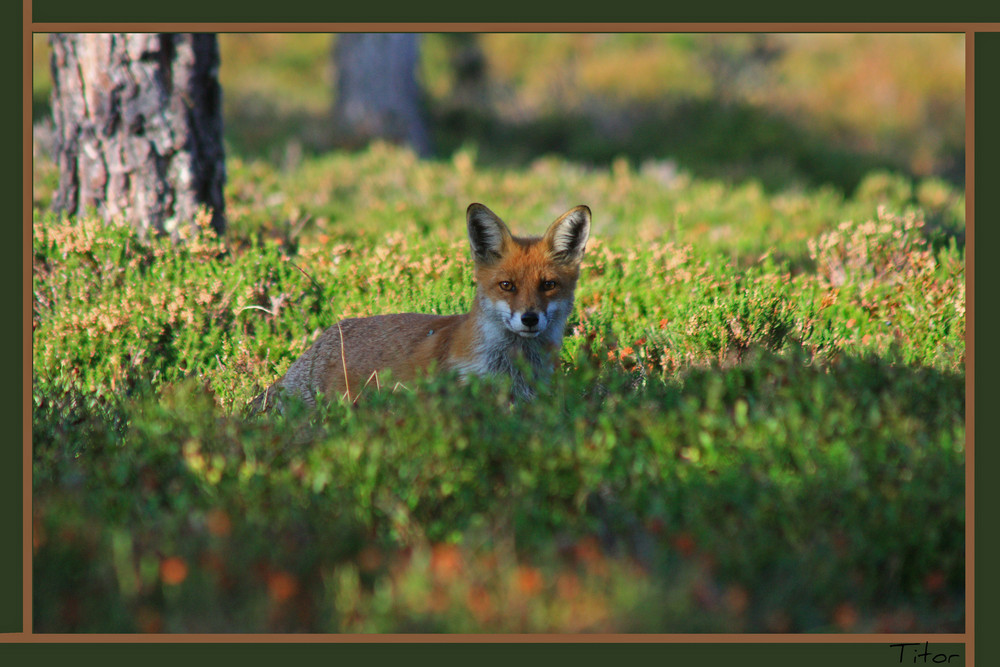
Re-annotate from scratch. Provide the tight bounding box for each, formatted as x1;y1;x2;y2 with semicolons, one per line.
32;142;964;632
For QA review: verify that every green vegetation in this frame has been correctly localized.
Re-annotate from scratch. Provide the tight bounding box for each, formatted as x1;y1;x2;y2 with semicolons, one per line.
31;33;964;633
32;141;964;632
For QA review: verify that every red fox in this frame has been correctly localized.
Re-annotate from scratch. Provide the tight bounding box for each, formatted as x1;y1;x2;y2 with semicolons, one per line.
249;203;591;411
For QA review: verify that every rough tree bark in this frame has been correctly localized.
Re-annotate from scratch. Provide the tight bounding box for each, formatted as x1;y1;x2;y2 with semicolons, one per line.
333;33;431;156
49;33;226;238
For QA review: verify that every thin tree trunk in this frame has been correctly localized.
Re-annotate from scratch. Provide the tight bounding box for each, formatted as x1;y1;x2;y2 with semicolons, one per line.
49;33;226;238
333;33;431;156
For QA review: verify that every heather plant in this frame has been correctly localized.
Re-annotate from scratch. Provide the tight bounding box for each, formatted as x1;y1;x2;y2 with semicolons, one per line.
32;140;964;633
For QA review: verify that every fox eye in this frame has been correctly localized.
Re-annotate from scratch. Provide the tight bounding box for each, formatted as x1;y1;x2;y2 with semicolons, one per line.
499;280;515;292
541;280;558;291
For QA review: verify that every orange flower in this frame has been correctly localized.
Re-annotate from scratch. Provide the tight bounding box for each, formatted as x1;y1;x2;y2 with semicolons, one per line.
671;532;696;557
358;545;383;573
466;585;494;623
267;571;299;603
430;544;463;583
833;602;858;631
574;537;608;577
515;566;544;597
924;570;946;593
206;509;231;537
556;572;581;601
137;606;164;633
428;586;451;613
573;536;602;564
724;585;750;615
160;557;188;586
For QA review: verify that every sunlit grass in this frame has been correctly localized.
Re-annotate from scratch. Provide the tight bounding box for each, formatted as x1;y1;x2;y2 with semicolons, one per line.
32;137;964;632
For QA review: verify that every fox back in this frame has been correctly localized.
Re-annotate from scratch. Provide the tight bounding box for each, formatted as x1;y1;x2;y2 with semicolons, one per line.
249;203;591;411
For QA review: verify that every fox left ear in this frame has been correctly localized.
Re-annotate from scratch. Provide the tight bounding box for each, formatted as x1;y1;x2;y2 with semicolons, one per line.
467;203;513;264
545;205;591;264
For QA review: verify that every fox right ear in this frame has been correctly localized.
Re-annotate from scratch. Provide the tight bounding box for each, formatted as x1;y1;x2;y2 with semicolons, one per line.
545;205;591;265
467;203;512;264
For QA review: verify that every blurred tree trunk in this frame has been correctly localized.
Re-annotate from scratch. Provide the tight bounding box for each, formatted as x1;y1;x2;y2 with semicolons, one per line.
332;33;431;156
446;34;488;110
49;33;226;238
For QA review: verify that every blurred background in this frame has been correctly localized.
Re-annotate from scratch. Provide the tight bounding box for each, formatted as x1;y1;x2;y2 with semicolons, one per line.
32;33;965;196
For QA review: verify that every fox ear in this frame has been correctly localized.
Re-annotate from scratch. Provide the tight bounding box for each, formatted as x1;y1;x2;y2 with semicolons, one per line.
467;203;512;264
545;205;591;264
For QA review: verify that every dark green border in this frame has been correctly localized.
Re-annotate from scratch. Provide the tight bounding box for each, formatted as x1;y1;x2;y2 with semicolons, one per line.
5;0;24;636
27;1;1000;23
17;5;989;667
0;643;970;665
974;31;997;657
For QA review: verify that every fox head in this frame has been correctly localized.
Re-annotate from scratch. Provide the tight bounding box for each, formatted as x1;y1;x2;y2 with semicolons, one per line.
466;203;591;342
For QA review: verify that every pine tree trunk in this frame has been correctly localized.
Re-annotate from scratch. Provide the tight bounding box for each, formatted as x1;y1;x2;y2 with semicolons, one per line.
49;33;226;238
333;33;431;156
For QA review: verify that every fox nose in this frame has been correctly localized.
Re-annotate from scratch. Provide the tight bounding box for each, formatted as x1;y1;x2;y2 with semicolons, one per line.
521;312;540;328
